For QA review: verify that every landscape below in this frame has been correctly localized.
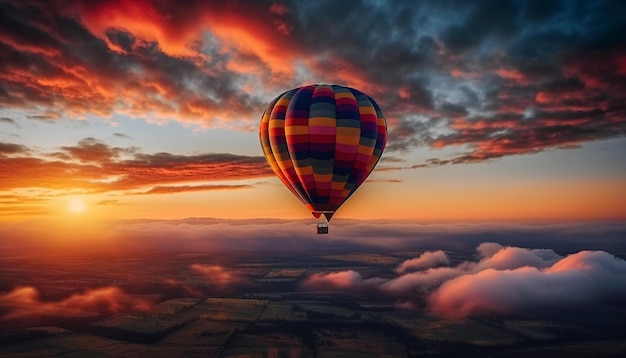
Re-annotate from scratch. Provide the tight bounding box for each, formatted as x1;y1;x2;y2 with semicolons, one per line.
1;245;625;357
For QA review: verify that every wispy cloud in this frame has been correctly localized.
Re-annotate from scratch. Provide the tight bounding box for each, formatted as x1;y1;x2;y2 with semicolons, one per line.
0;117;18;127
136;184;255;195
0;138;272;195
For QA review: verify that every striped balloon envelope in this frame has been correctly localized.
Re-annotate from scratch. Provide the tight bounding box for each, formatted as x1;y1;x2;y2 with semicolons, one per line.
259;84;387;233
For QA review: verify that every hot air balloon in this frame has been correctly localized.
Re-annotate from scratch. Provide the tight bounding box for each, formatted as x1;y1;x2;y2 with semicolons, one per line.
259;84;387;234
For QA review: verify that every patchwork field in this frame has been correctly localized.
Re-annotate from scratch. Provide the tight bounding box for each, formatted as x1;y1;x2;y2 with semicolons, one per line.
1;250;624;357
315;329;406;358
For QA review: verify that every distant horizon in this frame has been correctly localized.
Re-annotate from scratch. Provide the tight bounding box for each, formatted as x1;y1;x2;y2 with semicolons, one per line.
2;218;624;259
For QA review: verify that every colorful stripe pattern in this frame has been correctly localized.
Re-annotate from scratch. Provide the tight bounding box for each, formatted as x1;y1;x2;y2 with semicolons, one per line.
259;84;387;221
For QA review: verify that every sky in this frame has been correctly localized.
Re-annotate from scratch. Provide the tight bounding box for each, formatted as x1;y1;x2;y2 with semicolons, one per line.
1;0;625;225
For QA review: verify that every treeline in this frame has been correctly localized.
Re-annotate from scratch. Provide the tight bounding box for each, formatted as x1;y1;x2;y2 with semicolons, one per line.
243;320;317;355
243;319;417;355
0;328;53;346
305;309;361;320
88;319;193;343
241;317;487;358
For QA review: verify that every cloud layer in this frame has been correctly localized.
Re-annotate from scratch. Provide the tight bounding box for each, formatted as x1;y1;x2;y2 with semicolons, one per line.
0;286;152;323
3;219;626;255
395;250;450;273
429;250;626;318
1;0;624;164
302;242;626;318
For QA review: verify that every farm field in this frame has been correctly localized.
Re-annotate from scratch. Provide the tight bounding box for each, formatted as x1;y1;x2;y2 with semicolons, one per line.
1;249;625;357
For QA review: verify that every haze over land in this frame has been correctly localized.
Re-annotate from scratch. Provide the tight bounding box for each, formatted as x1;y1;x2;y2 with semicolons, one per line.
2;220;626;356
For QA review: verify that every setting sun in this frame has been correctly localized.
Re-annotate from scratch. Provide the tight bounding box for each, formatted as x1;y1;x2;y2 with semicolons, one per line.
67;198;86;214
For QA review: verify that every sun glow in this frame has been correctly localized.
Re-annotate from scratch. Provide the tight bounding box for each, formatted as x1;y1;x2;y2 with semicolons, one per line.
68;198;86;213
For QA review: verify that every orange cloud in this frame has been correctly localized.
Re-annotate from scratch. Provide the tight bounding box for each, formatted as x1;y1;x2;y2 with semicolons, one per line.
137;184;255;195
0;1;307;127
0;139;272;194
301;270;385;291
450;68;480;79
163;278;201;297
60;286;152;313
77;0;299;74
189;264;244;287
495;68;528;84
0;286;152;322
77;0;204;57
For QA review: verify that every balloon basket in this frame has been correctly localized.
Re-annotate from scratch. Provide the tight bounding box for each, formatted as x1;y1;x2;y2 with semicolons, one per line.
316;214;330;234
317;221;329;234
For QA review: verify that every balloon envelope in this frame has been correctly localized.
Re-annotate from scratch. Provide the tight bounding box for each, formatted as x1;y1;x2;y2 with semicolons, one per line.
259;84;387;221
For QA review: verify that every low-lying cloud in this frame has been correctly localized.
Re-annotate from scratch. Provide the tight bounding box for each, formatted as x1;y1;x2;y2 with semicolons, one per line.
189;264;246;287
429;250;626;318
301;270;386;291
3;219;626;256
0;286;152;322
301;242;626;318
395;250;449;273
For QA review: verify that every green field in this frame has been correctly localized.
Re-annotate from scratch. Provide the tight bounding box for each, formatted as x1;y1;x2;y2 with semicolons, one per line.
196;298;268;321
220;333;313;358
258;301;307;321
2;250;625;357
315;329;406;358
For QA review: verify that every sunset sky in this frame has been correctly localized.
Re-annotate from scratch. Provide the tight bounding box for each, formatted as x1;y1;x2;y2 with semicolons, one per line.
1;0;625;225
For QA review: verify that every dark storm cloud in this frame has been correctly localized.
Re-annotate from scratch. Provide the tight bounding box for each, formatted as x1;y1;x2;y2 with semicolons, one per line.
523;0;564;23
288;0;626;162
439;0;520;53
1;0;625;164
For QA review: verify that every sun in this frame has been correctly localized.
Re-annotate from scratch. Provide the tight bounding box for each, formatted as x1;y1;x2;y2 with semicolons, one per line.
68;198;86;213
